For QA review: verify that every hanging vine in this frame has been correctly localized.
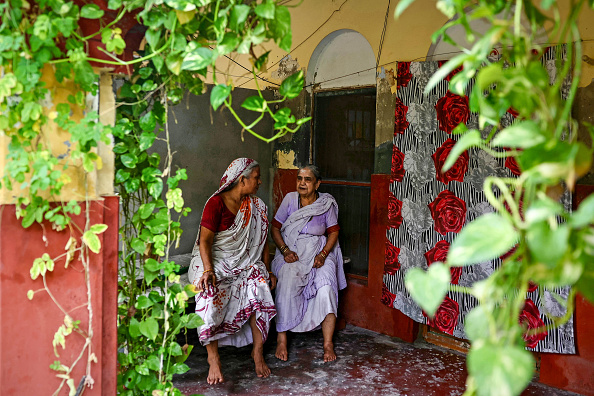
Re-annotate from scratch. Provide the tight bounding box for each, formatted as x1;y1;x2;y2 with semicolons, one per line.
395;1;594;396
1;0;307;394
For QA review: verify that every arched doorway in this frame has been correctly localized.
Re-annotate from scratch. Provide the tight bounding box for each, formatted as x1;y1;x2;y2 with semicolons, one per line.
307;30;376;278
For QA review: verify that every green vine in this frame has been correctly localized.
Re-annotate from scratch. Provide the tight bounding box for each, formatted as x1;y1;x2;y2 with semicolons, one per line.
396;1;594;395
2;0;307;394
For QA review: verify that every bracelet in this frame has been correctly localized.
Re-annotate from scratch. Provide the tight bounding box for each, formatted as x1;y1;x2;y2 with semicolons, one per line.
203;269;213;274
280;245;289;254
319;249;328;259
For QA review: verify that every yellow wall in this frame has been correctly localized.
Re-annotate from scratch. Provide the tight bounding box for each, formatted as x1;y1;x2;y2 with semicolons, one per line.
0;66;114;204
215;0;594;89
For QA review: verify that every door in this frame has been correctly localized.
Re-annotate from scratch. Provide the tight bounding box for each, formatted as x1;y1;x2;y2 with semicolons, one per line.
313;87;376;278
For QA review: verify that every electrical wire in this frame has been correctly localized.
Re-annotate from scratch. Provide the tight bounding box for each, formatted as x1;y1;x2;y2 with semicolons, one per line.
376;0;391;70
236;0;350;88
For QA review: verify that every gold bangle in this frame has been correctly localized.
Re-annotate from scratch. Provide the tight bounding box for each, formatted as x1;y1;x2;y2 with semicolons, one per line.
280;245;289;254
203;269;213;274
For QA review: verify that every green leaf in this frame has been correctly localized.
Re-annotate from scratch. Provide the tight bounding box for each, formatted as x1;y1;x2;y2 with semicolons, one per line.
575;256;594;304
182;46;213;71
442;130;482;172
395;0;416;17
107;0;122;10
526;222;569;268
210;84;231;111
491;121;546;149
82;230;101;254
115;169;130;183
27;290;35;300
230;4;250;29
120;153;138;169
570;194;594;228
524;198;563;225
124;178;140;193
129;318;142;338
131;238;146;254
145;29;160;49
279;70;304;99
171;363;190;374
166;53;183;75
145;355;161;371
139;318;159;341
448;213;519;266
148;179;164;199
90;224;108;234
80;4;104;19
424;53;466;94
139;202;156;220
468;342;534;396
404;263;450;317
139;112;156;132
139;132;156;151
135;295;154;309
464;305;491;343
144;258;161;272
185;313;204;329
241;96;267;112
254;3;275;19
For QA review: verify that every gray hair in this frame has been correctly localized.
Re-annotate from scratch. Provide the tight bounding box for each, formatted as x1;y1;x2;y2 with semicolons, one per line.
224;160;260;191
299;164;322;181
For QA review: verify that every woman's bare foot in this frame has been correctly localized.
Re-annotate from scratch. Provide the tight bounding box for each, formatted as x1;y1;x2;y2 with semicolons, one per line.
252;349;271;378
207;355;224;384
323;341;336;362
275;332;288;361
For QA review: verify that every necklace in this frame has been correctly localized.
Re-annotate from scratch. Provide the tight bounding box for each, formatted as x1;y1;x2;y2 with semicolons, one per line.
299;191;319;209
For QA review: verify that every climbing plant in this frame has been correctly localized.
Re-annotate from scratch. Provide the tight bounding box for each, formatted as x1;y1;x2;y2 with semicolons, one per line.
1;0;307;394
396;1;594;395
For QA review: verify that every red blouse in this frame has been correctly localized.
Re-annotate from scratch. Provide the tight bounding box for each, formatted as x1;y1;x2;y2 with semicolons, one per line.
200;195;236;232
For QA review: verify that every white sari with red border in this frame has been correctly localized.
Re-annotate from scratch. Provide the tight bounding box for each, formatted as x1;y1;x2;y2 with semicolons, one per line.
188;195;276;347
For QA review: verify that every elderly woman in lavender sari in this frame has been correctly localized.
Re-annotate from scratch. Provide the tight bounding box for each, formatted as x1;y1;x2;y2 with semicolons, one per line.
271;165;347;362
188;158;277;384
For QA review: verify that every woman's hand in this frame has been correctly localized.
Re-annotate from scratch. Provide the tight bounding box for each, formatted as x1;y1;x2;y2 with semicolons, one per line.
313;253;326;268
198;270;216;291
268;273;277;290
283;249;299;263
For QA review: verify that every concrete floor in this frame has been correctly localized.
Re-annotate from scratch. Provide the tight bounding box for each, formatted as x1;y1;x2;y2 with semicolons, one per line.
174;325;582;396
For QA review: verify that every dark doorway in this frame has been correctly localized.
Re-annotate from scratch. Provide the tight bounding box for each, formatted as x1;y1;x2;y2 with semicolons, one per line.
313;87;376;277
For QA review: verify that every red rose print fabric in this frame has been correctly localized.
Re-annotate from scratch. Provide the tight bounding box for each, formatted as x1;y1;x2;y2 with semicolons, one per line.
388;191;403;229
423;296;459;335
385;240;400;275
397;62;413;89
391;146;405;182
428;190;467;235
383;51;575;354
435;92;470;134
519;299;548;348
394;97;409;134
432;138;469;184
425;240;462;284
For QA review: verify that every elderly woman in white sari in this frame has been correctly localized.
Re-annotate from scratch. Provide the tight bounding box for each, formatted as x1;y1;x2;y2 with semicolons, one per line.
271;165;347;363
188;158;277;384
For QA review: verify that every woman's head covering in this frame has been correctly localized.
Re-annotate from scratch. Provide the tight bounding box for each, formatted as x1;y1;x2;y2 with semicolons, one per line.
213;158;255;196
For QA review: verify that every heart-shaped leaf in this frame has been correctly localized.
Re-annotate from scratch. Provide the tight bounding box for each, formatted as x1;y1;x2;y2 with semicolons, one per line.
404;263;450;317
448;213;518;266
468;342;534;396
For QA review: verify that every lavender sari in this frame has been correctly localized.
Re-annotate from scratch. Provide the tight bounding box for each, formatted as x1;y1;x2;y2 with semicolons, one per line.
271;192;347;332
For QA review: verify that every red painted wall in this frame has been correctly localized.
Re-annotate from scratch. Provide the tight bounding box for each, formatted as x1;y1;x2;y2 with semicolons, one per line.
272;171;418;342
539;185;594;395
0;197;119;395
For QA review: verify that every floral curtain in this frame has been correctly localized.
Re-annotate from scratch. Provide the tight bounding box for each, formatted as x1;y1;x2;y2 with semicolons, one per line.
382;47;576;353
